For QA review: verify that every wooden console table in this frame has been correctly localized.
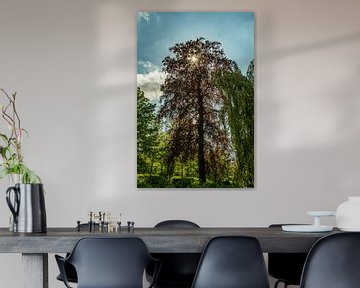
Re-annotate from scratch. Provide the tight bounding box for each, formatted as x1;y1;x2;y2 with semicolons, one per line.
0;227;338;288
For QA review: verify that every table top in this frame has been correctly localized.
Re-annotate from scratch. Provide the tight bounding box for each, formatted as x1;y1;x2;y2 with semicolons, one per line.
0;227;340;254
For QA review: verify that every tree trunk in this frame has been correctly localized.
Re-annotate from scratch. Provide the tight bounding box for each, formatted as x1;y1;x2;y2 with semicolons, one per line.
196;74;206;184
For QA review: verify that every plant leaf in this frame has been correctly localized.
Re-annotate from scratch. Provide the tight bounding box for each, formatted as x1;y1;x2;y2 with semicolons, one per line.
0;168;9;179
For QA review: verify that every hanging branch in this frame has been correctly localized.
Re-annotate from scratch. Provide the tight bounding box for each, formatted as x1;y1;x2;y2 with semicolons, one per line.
0;88;40;183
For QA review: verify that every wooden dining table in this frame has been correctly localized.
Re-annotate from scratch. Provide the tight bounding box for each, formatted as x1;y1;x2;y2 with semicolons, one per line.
0;226;339;288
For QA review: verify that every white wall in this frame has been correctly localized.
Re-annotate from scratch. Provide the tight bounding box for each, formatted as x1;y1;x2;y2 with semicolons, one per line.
0;0;360;287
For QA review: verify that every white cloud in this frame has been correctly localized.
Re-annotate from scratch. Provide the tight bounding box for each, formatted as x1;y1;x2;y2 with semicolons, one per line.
137;12;150;23
137;70;165;101
138;60;159;73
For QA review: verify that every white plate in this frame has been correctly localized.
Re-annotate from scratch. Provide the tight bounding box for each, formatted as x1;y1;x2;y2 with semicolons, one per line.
282;225;333;232
307;211;336;217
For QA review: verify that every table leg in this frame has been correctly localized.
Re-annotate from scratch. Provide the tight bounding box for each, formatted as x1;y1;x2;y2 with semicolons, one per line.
22;253;48;288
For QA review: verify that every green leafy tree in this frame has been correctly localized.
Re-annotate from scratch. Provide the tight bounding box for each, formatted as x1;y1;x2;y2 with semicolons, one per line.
246;60;254;85
215;61;254;187
159;37;236;184
137;87;159;175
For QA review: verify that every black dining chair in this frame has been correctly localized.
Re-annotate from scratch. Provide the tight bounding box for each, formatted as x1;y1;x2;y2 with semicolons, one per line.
268;224;308;288
146;220;201;288
300;232;360;288
55;237;161;288
191;236;270;288
56;223;99;284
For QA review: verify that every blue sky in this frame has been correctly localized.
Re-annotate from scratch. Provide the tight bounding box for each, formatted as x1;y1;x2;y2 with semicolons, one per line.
137;12;254;100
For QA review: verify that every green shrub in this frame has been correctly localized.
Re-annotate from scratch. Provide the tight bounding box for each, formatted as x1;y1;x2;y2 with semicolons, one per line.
137;174;170;188
171;176;197;188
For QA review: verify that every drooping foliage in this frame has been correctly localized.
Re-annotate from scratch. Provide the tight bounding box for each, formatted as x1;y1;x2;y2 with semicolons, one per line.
214;60;254;187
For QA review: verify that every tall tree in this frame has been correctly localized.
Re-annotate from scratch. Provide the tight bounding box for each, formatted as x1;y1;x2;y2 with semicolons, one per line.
215;61;254;187
137;87;159;175
159;38;236;184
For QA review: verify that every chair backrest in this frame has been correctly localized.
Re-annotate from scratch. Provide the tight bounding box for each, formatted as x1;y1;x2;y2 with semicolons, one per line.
66;237;154;288
150;220;201;287
300;232;360;288
191;236;270;288
155;219;200;228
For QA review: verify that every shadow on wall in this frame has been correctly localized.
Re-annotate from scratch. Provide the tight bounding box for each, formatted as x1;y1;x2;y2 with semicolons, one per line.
262;31;360;62
257;11;360;214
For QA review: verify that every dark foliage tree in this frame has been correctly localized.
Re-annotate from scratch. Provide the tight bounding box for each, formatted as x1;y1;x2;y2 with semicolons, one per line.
137;87;159;175
159;38;236;184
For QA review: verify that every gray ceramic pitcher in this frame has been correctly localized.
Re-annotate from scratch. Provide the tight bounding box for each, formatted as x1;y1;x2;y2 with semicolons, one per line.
6;183;47;233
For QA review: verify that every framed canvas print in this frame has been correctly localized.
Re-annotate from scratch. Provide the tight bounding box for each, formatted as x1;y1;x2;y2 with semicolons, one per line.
137;12;254;188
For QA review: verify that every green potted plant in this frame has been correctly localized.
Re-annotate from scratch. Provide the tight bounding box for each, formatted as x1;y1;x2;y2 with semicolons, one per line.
0;88;40;183
0;88;46;233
